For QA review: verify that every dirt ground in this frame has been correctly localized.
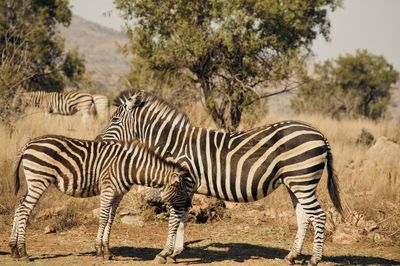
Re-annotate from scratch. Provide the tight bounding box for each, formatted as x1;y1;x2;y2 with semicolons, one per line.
0;217;399;266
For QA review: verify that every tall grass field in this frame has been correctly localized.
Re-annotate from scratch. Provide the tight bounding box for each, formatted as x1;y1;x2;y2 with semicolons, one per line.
0;104;399;244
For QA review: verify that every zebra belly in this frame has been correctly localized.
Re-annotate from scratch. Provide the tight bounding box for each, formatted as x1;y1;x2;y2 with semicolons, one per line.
49;169;101;197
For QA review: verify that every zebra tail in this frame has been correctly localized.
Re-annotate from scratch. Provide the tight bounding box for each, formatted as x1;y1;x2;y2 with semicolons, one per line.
326;148;344;217
13;152;23;195
90;98;97;117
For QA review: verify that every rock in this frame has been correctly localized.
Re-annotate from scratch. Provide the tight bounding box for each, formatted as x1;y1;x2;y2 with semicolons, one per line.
332;224;363;244
119;210;130;217
120;215;145;226
365;136;400;171
44;224;56;234
146;189;162;205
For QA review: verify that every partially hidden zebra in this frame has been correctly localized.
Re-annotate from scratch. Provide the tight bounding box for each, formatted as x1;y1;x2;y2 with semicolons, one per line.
22;91;95;119
96;90;344;265
9;135;195;261
91;94;110;119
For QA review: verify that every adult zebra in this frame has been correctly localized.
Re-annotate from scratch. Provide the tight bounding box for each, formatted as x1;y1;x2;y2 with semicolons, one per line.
22;91;95;118
9;135;195;261
97;90;344;265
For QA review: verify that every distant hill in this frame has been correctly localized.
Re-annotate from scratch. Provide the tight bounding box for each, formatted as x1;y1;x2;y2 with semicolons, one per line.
57;16;400;121
57;15;129;93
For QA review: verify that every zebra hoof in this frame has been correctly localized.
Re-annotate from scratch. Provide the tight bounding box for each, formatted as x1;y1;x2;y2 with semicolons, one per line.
103;253;113;260
170;249;183;262
170;255;178;263
10;246;20;258
154;255;167;264
19;255;31;262
307;257;320;266
284;255;295;265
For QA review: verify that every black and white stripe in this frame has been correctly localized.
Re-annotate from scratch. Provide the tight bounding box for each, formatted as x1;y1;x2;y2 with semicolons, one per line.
22;91;95;118
97;90;344;265
9;135;194;261
92;94;110;119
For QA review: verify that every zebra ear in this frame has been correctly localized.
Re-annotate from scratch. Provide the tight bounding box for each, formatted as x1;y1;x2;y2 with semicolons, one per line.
171;173;180;184
126;93;145;109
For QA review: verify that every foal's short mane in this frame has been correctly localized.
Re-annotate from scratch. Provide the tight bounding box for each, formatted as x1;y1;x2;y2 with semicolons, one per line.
25;134;189;175
125;138;189;174
114;89;192;125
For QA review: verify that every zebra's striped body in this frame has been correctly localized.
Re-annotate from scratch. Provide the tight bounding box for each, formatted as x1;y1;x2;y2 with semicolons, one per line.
22;91;95;118
92;94;110;119
9;135;194;260
97;90;344;265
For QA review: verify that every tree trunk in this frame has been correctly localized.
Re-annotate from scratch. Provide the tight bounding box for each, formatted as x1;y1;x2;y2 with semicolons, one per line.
200;79;244;132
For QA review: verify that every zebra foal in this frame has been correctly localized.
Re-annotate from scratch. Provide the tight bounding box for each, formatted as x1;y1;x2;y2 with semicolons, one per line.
9;135;194;261
97;90;344;265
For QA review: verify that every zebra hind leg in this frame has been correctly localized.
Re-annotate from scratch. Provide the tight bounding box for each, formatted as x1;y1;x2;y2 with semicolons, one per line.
95;190;114;259
285;183;326;265
101;195;123;260
9;199;25;258
15;180;51;261
284;188;310;264
155;207;185;264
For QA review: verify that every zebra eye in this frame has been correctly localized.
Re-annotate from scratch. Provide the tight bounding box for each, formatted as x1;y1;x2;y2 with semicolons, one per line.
111;116;120;122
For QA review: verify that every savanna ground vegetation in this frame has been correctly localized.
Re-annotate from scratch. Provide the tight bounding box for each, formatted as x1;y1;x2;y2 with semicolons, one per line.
0;0;399;264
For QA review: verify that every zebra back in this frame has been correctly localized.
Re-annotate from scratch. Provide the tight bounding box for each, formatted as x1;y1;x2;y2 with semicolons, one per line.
14;135;194;198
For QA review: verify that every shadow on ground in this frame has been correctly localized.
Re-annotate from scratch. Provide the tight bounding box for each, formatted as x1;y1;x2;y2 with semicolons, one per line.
0;251;9;256
323;254;400;265
1;241;399;265
116;240;400;265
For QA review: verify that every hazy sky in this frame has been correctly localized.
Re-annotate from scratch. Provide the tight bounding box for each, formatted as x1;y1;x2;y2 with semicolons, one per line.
69;0;400;70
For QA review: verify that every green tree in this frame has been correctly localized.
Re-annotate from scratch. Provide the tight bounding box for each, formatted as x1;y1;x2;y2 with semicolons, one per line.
0;0;87;93
0;0;90;124
63;49;87;86
292;50;399;119
115;0;341;131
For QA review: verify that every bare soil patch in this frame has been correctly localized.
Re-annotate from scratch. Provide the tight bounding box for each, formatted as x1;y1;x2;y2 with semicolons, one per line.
1;218;399;265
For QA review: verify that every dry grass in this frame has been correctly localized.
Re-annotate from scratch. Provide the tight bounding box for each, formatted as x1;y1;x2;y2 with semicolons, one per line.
1;105;399;244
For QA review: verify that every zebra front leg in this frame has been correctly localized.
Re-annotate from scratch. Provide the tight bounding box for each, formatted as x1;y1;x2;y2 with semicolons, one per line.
155;207;184;264
102;195;123;260
95;190;114;259
285;189;310;264
170;210;189;261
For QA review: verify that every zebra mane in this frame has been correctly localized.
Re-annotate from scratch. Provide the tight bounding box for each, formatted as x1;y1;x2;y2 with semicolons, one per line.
124;138;190;175
114;89;192;125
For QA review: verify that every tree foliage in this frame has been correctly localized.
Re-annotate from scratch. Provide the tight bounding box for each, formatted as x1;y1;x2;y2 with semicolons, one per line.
116;0;340;130
0;0;89;124
292;50;399;120
0;0;87;94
